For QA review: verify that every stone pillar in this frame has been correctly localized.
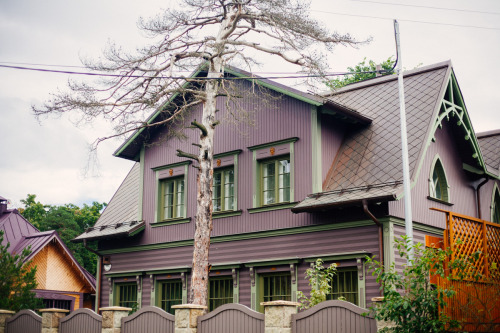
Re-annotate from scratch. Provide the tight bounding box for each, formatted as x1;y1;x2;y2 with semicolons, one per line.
100;306;131;333
172;304;207;333
371;297;395;331
0;310;15;333
40;308;69;333
261;300;300;333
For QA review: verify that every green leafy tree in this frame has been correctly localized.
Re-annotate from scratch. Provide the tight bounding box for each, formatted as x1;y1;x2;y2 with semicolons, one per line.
0;231;43;311
297;259;337;309
326;57;395;90
366;236;459;333
18;194;48;229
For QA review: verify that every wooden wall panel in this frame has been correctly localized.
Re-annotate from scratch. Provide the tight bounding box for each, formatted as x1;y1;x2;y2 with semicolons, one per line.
28;247;48;289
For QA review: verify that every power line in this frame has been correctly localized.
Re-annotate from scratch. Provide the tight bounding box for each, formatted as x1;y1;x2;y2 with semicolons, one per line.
0;61;87;69
0;63;391;80
350;0;500;16
310;9;500;31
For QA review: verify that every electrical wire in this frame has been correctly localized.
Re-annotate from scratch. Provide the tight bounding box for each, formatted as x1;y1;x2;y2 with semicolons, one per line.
0;63;392;80
349;0;500;16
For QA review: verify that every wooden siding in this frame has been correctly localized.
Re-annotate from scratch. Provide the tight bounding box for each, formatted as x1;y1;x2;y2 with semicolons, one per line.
122;306;175;333
389;120;480;228
5;310;42;333
60;308;102;333
101;226;380;308
26;241;93;301
197;303;264;333
320;114;346;187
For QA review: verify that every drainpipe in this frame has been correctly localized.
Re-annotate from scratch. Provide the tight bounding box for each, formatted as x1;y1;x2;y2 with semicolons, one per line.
475;177;489;219
362;200;384;267
83;239;102;312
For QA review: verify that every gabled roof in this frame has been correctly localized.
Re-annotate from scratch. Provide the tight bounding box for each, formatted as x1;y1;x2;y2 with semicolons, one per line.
0;203;96;291
477;129;500;176
294;60;495;212
73;162;145;243
113;65;372;161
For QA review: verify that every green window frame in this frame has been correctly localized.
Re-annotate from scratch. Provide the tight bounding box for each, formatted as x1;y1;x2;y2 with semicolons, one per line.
213;168;235;212
327;268;359;306
115;283;138;309
260;157;291;206
160;177;185;220
492;186;500;224
208;277;234;311
157;280;183;314
259;273;291;307
429;157;449;202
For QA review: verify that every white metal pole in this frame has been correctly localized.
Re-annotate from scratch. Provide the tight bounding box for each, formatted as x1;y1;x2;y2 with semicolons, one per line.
394;20;414;261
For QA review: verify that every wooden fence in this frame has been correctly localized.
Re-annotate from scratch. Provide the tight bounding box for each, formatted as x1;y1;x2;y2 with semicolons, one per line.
198;303;264;333
5;310;42;333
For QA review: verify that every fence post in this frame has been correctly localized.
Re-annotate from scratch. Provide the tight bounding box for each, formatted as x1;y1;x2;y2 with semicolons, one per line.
100;306;131;333
40;308;69;333
0;310;15;333
172;304;207;333
261;300;299;333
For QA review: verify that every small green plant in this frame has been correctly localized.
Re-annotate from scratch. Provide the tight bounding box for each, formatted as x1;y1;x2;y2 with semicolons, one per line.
366;236;459;333
297;259;337;309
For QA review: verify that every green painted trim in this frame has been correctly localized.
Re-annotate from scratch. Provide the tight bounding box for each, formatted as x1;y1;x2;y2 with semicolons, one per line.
429;154;451;203
182;285;188;304
105;271;143;278
129;225;145;237
382;221;395;272
234;154;239;210
291;266;298;302
303;251;369;262
138;276;143;308
138;147;145;220
151;161;192;171
311;106;322;193
247;202;298;214
213;210;242;219
247;137;299;151
100;219;377;255
145;267;190;275
463;163;484;175
150;276;155;307
233;270;239;304
389;217;444;235
224;67;322;106
95;257;101;312
251;272;257;310
358;261;366;308
252;150;257;207
211;264;241;270
244;259;300;267
491;183;500;223
151;218;192;228
214;149;243;158
290;142;295;202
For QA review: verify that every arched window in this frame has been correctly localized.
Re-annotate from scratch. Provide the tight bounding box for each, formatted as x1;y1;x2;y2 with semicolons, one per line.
492;186;500;224
429;158;449;202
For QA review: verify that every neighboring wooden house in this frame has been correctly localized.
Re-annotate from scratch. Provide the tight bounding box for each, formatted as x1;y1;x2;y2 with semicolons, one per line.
74;61;500;314
0;197;96;311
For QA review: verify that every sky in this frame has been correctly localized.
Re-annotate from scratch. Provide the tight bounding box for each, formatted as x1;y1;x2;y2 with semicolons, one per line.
0;0;499;208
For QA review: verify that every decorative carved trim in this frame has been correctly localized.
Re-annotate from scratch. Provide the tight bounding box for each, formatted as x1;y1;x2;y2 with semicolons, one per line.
250;267;255;287
357;258;364;281
290;264;296;284
232;268;238;288
181;272;186;290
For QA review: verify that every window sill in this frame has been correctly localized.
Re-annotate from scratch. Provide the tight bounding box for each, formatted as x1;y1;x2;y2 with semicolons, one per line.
151;217;191;228
248;202;298;214
427;196;453;206
213;210;243;219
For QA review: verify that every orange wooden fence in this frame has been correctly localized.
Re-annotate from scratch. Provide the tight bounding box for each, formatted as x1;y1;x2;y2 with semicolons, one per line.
431;208;500;332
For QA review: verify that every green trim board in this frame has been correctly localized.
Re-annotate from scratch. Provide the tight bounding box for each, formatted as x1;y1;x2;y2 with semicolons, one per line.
247;137;299;152
311;105;322;193
155;164;189;222
151;218;191;228
214;149;243;158
382;221;395;272
100;219;378;255
491;183;500;223
152;160;192;172
95;257;101;312
389;216;444;235
138;147;145;221
463;163;484;175
129;225;146;237
213;210;242;219
429;154;451;203
303;251;370;262
244;259;300;267
247;202;298;214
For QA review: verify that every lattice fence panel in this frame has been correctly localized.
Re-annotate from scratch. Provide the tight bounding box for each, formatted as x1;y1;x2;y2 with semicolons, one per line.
486;224;500;280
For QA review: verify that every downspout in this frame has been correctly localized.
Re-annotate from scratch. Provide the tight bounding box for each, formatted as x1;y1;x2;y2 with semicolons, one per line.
84;239;102;312
475;177;489;219
362;200;384;267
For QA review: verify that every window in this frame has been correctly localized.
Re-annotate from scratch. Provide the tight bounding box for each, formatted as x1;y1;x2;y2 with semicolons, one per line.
429;158;449;202
42;299;72;310
209;277;233;311
260;273;291;303
158;280;183;314
213;168;235;212
260;157;291;206
493;187;500;224
327;268;358;305
160;177;185;220
116;283;138;308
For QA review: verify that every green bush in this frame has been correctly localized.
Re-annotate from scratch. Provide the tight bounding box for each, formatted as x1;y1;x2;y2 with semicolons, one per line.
297;258;337;309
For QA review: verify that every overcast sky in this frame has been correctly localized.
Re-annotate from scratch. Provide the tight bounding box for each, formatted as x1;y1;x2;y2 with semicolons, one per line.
1;0;499;208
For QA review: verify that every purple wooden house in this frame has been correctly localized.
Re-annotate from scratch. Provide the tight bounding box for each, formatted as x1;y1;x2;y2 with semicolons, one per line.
74;61;500;313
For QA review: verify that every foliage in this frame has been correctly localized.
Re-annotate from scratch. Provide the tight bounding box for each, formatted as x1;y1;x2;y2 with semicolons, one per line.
0;231;43;311
366;236;459;333
297;259;337;309
326;57;395;90
19;194;105;275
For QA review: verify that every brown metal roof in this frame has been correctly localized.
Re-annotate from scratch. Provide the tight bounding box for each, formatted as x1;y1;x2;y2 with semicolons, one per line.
477;130;500;174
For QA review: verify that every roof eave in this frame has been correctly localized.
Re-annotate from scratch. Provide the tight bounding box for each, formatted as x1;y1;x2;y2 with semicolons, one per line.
291;194;396;213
